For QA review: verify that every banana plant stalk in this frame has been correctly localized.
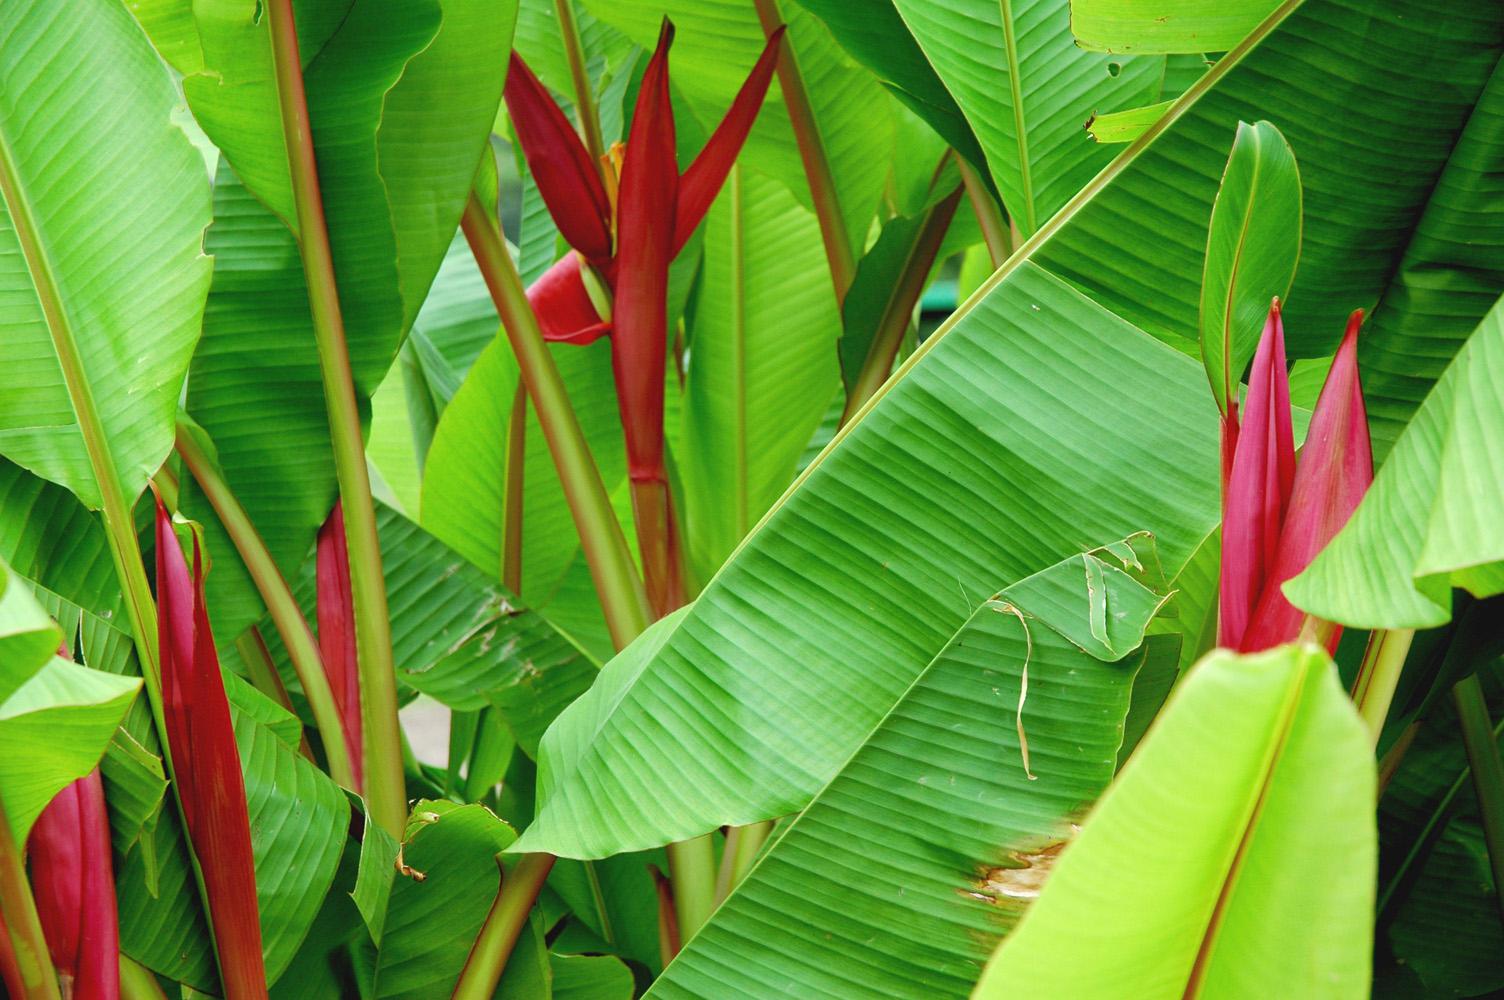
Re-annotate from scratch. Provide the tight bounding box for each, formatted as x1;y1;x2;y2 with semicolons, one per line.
263;0;406;837
154;498;267;999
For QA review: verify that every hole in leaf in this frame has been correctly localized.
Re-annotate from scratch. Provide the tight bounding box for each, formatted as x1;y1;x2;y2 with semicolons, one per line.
1107;62;1122;77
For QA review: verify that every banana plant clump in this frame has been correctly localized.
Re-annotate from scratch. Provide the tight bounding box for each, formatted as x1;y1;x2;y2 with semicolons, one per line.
0;1;1500;998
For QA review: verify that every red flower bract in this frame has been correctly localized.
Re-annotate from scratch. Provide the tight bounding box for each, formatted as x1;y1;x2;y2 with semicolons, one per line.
507;19;784;485
1218;303;1373;654
154;497;268;999
316;501;362;791
28;769;118;1000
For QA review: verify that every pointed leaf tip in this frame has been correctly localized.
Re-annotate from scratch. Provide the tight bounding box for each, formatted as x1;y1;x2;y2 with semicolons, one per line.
673;26;784;252
1219;302;1295;650
504;52;614;263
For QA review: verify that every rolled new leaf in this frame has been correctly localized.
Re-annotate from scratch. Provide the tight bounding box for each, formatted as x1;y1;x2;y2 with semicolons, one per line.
154;498;267;999
28;770;118;1000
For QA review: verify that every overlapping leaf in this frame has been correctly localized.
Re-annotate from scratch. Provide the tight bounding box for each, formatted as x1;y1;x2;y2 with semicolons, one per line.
652;546;1164;998
0;0;211;510
972;644;1374;998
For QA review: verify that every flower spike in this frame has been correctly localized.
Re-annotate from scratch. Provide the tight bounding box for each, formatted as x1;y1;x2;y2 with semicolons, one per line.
1242;309;1372;652
316;502;362;790
673;26;785;252
28;769;118;1000
504;52;614;264
612;19;679;484
1218;299;1295;650
154;498;268;998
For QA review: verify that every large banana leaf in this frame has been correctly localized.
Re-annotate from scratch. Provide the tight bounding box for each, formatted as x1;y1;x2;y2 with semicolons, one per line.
0;553;61;700
891;0;1161;236
371;801;516;998
516;0;1504;861
580;0;895;249
678;166;841;579
514;259;1223;858
182;0;515;640
1035;1;1504;358
0;461;123;624
651;544;1165;998
1288;291;1504;627
970;644;1374;998
0;0;211;510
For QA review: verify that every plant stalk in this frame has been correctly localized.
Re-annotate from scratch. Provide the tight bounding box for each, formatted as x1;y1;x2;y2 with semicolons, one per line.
667;834;717;947
841;185;963;424
462;194;651;646
750;0;855;303
451;854;556;999
264;0;406;836
714;819;771;902
956;154;1010;267
629;477;685;619
553;0;607;173
176;422;357;789
0;794;61;1000
1452;673;1504;925
1351;628;1416;748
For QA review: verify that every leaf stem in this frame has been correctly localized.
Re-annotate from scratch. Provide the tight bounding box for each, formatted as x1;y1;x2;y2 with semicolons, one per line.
461;194;651;646
956;154;1010;267
0;793;61;1000
264;0;406;836
176;420;357;789
1452;673;1504;926
841;185;963;424
451;854;556;999
1351;628;1415;748
714;819;771;902
750;0;855;303
554;0;607;170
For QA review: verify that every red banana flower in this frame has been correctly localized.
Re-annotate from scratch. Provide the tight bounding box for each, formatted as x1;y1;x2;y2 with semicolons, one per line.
28;769;118;1000
316;502;362;790
154;498;268;999
1218;303;1373;653
506;19;783;485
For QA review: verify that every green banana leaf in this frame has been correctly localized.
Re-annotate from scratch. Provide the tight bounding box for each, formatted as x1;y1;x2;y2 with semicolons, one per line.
891;0;1162;236
971;644;1373;998
371;800;516;998
181;0;516;641
651;543;1166;998
515;259;1224;859
1288;291;1504;627
0;553;62;701
679;166;842;580
0;0;211;511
